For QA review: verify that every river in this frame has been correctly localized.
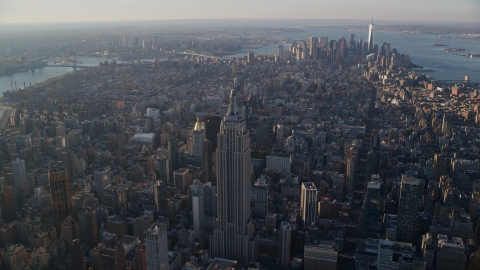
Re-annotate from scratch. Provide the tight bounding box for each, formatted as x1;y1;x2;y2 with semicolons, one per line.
1;29;479;96
0;58;154;96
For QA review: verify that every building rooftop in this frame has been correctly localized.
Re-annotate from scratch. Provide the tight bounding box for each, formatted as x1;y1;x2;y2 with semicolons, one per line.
206;258;238;270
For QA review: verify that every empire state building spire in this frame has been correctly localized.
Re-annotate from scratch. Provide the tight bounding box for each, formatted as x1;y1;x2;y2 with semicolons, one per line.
228;89;237;116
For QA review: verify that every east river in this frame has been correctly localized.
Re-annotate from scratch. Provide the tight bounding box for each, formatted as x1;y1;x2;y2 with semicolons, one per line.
1;28;479;97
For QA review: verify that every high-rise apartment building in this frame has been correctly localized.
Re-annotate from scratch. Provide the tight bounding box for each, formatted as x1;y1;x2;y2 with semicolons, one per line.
174;168;193;194
154;180;168;217
436;235;466;270
60;216;79;252
377;240;415;270
94;167;111;199
210;89;258;266
48;168;73;232
70;239;86;270
304;241;338;270
168;136;180;171
98;241;126;270
78;207;99;248
204;182;216;217
361;180;382;238
145;223;169;270
12;158;28;189
253;176;269;218
266;155;290;178
397;175;420;243
0;186;16;222
300;182;318;228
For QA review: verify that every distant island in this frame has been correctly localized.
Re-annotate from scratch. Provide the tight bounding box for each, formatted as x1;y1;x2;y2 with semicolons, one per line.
430;43;449;46
459;53;480;57
443;48;465;52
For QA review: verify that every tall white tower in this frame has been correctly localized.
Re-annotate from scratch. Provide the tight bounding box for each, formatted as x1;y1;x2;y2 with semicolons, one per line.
145;223;168;270
368;16;375;53
210;89;257;266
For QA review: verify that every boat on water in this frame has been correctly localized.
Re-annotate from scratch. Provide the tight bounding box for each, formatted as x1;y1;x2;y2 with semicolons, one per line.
444;48;465;52
430;43;449;46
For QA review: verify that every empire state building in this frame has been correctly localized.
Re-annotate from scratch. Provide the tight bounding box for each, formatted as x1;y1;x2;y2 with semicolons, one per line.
210;89;258;266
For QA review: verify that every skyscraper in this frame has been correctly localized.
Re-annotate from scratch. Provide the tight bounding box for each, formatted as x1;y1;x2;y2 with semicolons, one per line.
188;118;206;157
145;223;169;270
190;180;205;238
278;45;284;60
70;239;86;270
442;113;452;135
397;174;420;243
203;139;213;184
204;182;216;217
308;36;318;58
0;186;16;222
247;51;255;63
279;221;291;270
168;136;180;171
210;89;257;266
368;17;374;54
94;167;111;199
60;216;80;252
202;115;222;152
48;168;73;232
361;179;382;238
154;180;168;217
78;207;99;248
300;182;318;228
174;168;193;194
12;158;28;189
320;36;329;49
253;175;269;218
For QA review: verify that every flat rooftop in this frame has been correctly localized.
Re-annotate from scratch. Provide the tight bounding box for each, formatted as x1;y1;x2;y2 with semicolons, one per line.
206;258;237;270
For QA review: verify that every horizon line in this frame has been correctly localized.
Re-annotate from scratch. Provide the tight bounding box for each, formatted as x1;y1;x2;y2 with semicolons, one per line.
1;17;479;26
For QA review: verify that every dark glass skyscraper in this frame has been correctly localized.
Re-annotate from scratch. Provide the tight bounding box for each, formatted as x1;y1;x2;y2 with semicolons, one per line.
48;167;73;232
397;174;420;243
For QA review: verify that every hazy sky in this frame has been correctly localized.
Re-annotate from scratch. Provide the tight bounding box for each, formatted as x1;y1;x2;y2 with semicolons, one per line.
0;0;479;24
